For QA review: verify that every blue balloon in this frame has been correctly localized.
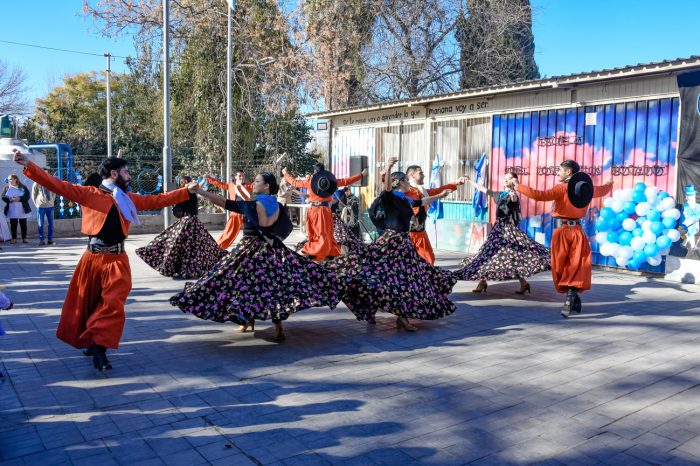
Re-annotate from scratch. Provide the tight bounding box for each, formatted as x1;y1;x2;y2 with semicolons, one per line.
616;212;629;223
623;201;637;214
610;220;622;231
632;191;647;203
656;235;672;250
644;244;659;258
647;209;661;222
606;231;620;244
636;216;646;226
632;250;646;262
650;221;664;236
600;207;616;220
659;191;669;200
632;227;644;237
633;182;646;192
627;259;642;271
595;218;611;232
662;217;676;229
619;231;633;246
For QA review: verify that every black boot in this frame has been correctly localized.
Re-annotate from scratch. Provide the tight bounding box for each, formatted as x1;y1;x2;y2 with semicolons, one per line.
572;292;582;313
562;288;576;318
91;345;112;371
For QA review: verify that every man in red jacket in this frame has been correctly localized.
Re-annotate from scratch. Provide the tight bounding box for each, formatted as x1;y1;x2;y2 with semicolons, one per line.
206;170;254;248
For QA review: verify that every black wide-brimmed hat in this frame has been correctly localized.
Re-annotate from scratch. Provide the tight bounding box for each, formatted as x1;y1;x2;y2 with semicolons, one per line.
567;171;593;208
311;170;338;198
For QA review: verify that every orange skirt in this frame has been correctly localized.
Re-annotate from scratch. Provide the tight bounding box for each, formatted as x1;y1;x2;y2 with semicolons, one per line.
301;206;341;261
216;212;244;249
56;251;132;349
550;225;592;294
408;231;435;265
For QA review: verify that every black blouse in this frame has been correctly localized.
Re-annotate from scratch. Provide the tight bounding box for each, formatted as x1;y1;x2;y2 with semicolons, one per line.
224;199;292;240
173;193;198;218
381;190;422;233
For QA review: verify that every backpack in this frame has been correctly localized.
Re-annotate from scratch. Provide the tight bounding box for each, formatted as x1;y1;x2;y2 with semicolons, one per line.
368;195;386;229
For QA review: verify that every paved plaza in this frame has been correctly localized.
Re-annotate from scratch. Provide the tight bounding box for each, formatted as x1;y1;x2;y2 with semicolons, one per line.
1;231;700;465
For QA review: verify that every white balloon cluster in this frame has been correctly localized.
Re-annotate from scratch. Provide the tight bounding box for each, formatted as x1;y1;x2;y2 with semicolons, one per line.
595;183;681;269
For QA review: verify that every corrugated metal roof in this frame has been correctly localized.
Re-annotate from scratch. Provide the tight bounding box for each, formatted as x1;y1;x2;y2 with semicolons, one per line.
307;55;700;118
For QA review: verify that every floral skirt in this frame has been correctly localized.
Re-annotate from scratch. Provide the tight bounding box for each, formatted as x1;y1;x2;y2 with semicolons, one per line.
295;213;364;254
136;216;226;279
325;230;457;322
453;218;551;281
170;235;349;324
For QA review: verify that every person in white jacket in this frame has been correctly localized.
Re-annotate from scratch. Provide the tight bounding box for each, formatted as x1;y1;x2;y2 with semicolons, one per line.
31;168;57;245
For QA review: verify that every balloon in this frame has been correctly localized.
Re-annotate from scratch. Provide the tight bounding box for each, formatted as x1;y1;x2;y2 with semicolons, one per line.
644;243;660;257
606;230;620;244
642;220;652;232
659;248;670;256
619;231;633;246
611;200;625;214
618;245;633;260
661;208;681;220
658;191;669;200
667;229;681;242
662;217;677;229
656;235;672;249
647;209;661;222
642;231;657;244
607;243;620;257
615;211;628;223
647;255;662;266
660;197;676;211
623;201;637;214
633;182;646;192
603;198;614;208
647;196;659;208
632;227;644;237
645;186;659;199
630;236;645;251
620;189;634;202
615;256;629;267
595;218;611;232
632;249;646;261
610;220;622;231
622;218;637;231
600;207;616;220
632;191;647;203
597;233;608;244
650;221;664;236
636;216;647;226
635;202;650;216
612;189;624;201
627;259;642;271
599;242;612;256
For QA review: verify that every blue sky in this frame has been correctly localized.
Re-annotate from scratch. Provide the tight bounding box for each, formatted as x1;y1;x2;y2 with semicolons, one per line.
1;0;699;111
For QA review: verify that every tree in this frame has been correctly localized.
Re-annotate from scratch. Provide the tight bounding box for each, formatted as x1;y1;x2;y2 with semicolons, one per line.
0;59;29;114
457;0;539;89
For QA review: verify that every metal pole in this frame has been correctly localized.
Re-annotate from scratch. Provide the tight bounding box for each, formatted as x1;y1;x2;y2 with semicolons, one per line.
105;53;112;158
163;0;172;228
226;3;233;184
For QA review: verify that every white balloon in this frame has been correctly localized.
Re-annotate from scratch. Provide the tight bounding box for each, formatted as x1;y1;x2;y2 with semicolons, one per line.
615;256;629;267
630;236;646;251
662;208;681;220
635;202;651;217
607;243;621;257
641;220;652;232
621;188;634;202
618;246;633;260
622;218;637;231
642;231;657;244
645;186;659;199
647;254;662;266
611;200;624;213
647;196;659;208
612;189;624;201
660;197;676;211
603;198;614;208
599;242;611;256
667;229;681;242
659;248;670;256
597;233;608;244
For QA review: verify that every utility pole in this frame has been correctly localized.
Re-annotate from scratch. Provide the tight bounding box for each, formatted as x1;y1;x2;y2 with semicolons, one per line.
105;53;112;158
163;0;172;228
226;0;235;184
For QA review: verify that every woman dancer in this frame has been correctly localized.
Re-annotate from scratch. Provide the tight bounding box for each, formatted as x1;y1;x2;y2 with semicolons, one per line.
326;158;457;331
170;172;349;342
454;171;550;294
136;176;226;279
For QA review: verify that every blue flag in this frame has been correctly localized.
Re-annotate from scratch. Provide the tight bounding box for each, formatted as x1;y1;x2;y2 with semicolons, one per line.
472;153;487;218
427;155;444;223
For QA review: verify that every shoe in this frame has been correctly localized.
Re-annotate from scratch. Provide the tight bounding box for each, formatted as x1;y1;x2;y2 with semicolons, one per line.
47;240;54;245
396;316;417;332
239;319;255;333
82;348;93;357
10;239;15;244
22;239;28;244
472;280;488;293
562;289;576;319
515;283;531;295
572;294;582;313
39;240;45;245
273;321;285;342
92;351;112;372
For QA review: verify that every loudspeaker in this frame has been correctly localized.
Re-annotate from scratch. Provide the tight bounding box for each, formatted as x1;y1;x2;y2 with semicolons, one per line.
349;155;369;187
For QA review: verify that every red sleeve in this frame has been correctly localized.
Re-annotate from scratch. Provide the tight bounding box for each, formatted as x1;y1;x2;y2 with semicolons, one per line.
516;183;564;202
337;173;363;187
284;172;309;189
426;183;458;196
129;188;190;211
23;162;111;212
206;176;228;191
593;183;614;198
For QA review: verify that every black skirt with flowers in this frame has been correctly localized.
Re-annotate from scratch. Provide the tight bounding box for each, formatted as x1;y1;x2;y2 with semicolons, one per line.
325;229;457;323
169;235;349;324
136;216;226;279
453;217;551;281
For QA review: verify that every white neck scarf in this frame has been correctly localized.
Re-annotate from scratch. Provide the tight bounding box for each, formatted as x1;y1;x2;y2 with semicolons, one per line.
235;183;251;200
101;180;141;226
409;180;429;197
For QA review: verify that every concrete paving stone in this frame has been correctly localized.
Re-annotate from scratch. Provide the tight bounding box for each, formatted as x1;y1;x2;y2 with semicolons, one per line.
158;447;209;466
71;452;120;466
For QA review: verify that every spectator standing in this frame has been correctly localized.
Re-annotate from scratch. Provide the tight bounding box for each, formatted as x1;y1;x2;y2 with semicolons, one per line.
2;174;31;244
31;168;57;245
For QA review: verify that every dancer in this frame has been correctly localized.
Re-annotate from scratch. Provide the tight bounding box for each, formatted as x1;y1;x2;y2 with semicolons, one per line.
331;188;364;253
206;170;253;249
283;163;367;261
136;176;226;279
514;160;613;318
405;165;466;264
12;149;197;371
170;172;350;342
327;158;457;331
454;171;550;294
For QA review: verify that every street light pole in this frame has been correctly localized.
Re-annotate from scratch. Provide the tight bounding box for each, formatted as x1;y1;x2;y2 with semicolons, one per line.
163;0;172;228
226;1;234;184
105;53;112;158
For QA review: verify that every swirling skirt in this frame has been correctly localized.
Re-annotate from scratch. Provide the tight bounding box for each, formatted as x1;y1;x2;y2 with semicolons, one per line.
295;213;365;255
136;216;226;279
170;235;348;324
453;218;551;281
326;230;456;322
